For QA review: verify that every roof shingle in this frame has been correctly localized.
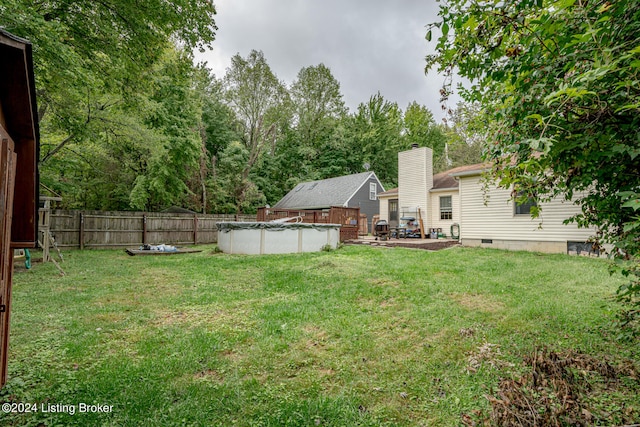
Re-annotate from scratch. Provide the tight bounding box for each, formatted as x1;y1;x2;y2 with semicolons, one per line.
274;172;380;209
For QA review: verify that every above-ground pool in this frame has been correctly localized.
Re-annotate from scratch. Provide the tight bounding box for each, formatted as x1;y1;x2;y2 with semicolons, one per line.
216;222;341;255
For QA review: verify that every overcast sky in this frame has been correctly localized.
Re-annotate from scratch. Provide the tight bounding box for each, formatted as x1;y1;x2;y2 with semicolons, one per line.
194;0;458;122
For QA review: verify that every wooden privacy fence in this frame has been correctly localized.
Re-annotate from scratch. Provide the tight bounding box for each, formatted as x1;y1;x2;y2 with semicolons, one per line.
256;206;360;241
49;210;255;249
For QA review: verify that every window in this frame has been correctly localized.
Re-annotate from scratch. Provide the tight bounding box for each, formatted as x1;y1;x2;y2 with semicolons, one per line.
369;183;377;200
514;192;537;215
440;196;452;220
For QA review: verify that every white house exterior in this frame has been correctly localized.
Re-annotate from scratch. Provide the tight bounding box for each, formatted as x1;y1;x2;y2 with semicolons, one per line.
398;148;432;222
378;146;598;254
451;166;597;253
378;146;465;236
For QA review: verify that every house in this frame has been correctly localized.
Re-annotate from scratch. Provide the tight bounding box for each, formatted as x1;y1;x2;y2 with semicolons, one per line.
378;147;463;236
0;29;40;387
450;164;596;254
378;146;596;253
273;171;384;233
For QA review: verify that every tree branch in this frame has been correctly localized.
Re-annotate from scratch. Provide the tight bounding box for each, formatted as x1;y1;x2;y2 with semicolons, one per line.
40;133;76;164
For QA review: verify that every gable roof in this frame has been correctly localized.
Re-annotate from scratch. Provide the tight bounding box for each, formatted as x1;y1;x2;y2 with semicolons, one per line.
274;172;382;210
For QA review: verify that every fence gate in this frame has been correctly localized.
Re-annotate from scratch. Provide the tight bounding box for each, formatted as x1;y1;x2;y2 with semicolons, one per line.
0;135;17;386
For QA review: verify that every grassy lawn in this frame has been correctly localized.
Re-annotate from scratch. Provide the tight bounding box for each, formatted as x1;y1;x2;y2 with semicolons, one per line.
1;245;638;426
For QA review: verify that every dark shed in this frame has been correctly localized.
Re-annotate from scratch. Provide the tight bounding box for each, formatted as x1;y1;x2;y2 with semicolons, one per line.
0;29;40;387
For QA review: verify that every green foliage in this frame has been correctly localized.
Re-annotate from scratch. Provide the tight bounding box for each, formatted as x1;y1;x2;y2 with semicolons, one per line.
345;93;404;187
221;50;290;213
280;63;351;181
427;0;640;337
403;101;448;171
213;141;266;214
443;102;485;171
1;0;216;211
134;50;202;210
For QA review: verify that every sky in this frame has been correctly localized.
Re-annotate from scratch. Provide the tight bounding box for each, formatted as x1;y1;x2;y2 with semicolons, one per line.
194;0;458;122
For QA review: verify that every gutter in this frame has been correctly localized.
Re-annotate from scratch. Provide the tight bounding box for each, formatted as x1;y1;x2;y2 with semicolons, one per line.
429;187;458;193
449;168;488;178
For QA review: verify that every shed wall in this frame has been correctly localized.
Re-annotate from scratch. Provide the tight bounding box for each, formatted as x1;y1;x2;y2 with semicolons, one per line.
347;175;383;233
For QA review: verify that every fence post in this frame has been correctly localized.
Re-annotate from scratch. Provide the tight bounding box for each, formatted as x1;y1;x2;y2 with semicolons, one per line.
142;214;147;245
79;212;84;250
193;215;198;245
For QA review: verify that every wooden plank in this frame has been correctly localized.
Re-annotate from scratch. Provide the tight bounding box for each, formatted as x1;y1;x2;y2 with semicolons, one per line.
0;137;17;387
417;207;426;239
125;248;203;256
79;212;84;250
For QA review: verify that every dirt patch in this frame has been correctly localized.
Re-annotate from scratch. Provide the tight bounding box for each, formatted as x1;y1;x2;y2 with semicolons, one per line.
450;292;505;313
300;324;329;351
463;347;640;426
466;342;515;374
367;277;402;288
194;369;225;383
152;306;255;331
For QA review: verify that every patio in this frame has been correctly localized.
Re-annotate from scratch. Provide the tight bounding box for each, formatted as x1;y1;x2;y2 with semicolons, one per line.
347;235;459;251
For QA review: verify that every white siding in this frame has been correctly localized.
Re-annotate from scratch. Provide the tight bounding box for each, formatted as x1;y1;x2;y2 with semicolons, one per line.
398;147;432;220
378;195;391;222
458;175;596;244
429;190;460;235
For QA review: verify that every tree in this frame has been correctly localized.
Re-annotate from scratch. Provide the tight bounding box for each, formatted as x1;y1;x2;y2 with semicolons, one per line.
444;102;485;169
402;102;448;171
214;142;266;214
130;49;203;211
290;64;347;144
222;50;290;213
268;63;350;187
1;0;217;164
426;0;640;335
346;93;404;187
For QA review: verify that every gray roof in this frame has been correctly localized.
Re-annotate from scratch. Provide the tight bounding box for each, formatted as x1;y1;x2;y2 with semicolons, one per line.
274;172;381;209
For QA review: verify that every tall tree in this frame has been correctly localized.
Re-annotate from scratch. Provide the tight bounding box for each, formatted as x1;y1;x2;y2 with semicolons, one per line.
346;93;404;187
290;63;347;145
222;50;290;213
129;49;202;211
268;63;350;188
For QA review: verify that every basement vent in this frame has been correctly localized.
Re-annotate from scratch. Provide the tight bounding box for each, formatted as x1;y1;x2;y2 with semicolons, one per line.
567;241;600;256
481;239;493;244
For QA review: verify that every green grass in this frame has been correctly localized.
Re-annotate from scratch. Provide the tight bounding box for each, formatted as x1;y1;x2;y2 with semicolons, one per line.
1;245;638;426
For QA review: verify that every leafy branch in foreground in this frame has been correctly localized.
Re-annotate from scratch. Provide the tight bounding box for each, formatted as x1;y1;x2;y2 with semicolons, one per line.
426;0;640;337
